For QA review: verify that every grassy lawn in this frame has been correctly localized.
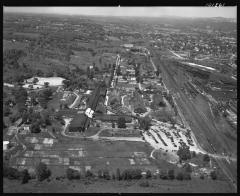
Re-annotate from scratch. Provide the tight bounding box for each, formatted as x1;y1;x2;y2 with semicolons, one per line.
56;109;78;117
4;177;234;193
47;91;63;111
65;93;76;106
85;127;100;137
99;129;141;137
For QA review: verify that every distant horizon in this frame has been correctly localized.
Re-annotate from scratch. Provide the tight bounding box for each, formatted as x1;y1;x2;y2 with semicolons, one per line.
3;12;236;20
3;7;237;19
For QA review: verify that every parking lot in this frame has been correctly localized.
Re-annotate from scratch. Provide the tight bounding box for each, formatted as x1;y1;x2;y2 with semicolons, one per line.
143;120;202;154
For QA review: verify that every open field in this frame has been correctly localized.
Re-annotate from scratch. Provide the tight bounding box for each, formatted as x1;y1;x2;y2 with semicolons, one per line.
4;177;234;193
9;135;158;177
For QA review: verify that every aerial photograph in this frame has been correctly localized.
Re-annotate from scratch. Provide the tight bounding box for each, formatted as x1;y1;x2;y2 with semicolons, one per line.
3;6;237;193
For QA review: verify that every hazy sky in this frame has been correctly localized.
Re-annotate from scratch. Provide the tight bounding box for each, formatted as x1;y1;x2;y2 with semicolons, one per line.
3;7;237;18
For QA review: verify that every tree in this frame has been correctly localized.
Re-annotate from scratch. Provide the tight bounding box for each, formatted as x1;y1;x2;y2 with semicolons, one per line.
177;143;191;161
109;97;119;106
200;174;204;179
9;112;21;123
38;89;53;109
122;169;142;180
65;48;73;61
3;105;11;116
42;88;53;100
36;162;51;181
116;168;121;181
13;86;28;106
41;110;52;126
29;92;38;106
183;163;192;173
168;169;175;180
4;167;21;180
176;172;184;181
210;170;217;180
191;151;196;158
17;102;27;114
36;70;44;77
94;66;99;72
33;77;39;84
44;82;49;88
3;120;7;129
146;170;152;179
116;66;121;75
122;169;131;180
203;154;210;163
21;169;30;184
170;116;176;128
46;72;54;77
87;66;94;79
62;79;71;89
22;111;29;124
30;112;41;123
134;106;147;114
96;103;106;114
112;122;115;128
30;121;41;133
139;180;150;187
159;170;168;180
66;168;80;180
38;96;48;109
183;172;191;180
85;170;94;178
112;173;116;180
103;169;110;180
98;169;103;178
139;116;151;131
117;117;126;128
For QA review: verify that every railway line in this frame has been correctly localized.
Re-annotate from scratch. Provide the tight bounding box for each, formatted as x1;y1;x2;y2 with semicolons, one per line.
150;48;237;191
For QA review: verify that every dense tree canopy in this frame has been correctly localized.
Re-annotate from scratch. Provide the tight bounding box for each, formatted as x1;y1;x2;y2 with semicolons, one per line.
177;143;191;161
117;117;127;128
139;116;151;131
36;162;51;181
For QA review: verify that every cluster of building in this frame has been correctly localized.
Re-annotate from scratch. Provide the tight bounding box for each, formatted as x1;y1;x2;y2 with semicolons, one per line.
148;27;236;66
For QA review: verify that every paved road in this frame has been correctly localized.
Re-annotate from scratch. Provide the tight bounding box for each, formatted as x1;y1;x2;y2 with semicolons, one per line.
150;48;237;191
69;92;80;109
168;49;185;60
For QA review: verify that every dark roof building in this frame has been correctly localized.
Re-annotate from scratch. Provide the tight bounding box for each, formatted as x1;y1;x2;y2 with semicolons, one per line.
69;114;89;132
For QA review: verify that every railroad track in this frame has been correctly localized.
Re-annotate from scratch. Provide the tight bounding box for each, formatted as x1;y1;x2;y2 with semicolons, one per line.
151;48;237;192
